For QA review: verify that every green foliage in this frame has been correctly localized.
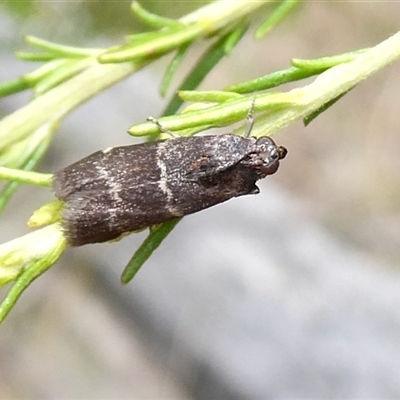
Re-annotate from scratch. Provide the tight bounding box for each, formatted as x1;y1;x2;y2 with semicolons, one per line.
1;0;400;322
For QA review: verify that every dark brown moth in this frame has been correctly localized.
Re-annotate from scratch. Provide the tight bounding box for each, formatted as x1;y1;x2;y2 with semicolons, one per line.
53;134;287;246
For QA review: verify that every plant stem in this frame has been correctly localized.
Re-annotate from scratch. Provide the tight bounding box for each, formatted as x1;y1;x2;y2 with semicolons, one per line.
252;30;400;136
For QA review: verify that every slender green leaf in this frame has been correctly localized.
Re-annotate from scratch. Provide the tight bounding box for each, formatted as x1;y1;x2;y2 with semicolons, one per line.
121;219;180;284
292;48;368;70
255;0;300;39
223;23;249;54
99;25;201;63
160;44;190;97
16;52;57;62
25;35;103;58
131;1;184;29
0;167;52;187
226;66;324;93
179;90;241;103
0;77;30;98
162;29;245;116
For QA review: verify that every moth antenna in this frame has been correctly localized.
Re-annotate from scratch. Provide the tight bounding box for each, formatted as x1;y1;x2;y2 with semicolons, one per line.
147;116;179;138
244;94;256;137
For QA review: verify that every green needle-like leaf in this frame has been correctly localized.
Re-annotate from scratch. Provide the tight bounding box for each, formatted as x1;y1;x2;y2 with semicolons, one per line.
160;44;190;97
131;1;185;30
0;77;30;98
121;219;180;284
25;35;103;58
255;0;300;39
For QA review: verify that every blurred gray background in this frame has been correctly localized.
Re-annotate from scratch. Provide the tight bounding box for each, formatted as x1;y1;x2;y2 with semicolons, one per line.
1;1;400;399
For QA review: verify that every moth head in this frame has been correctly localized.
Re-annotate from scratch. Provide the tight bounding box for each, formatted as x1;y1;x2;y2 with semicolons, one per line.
251;136;287;176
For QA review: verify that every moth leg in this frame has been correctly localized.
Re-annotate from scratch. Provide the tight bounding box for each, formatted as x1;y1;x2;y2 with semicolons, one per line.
244;94;256;138
147;116;179;138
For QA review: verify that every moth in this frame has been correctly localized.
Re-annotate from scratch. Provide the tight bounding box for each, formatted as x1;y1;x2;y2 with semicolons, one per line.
53;127;287;246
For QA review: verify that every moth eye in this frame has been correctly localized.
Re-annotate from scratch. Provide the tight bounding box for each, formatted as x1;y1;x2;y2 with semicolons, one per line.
278;146;288;160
